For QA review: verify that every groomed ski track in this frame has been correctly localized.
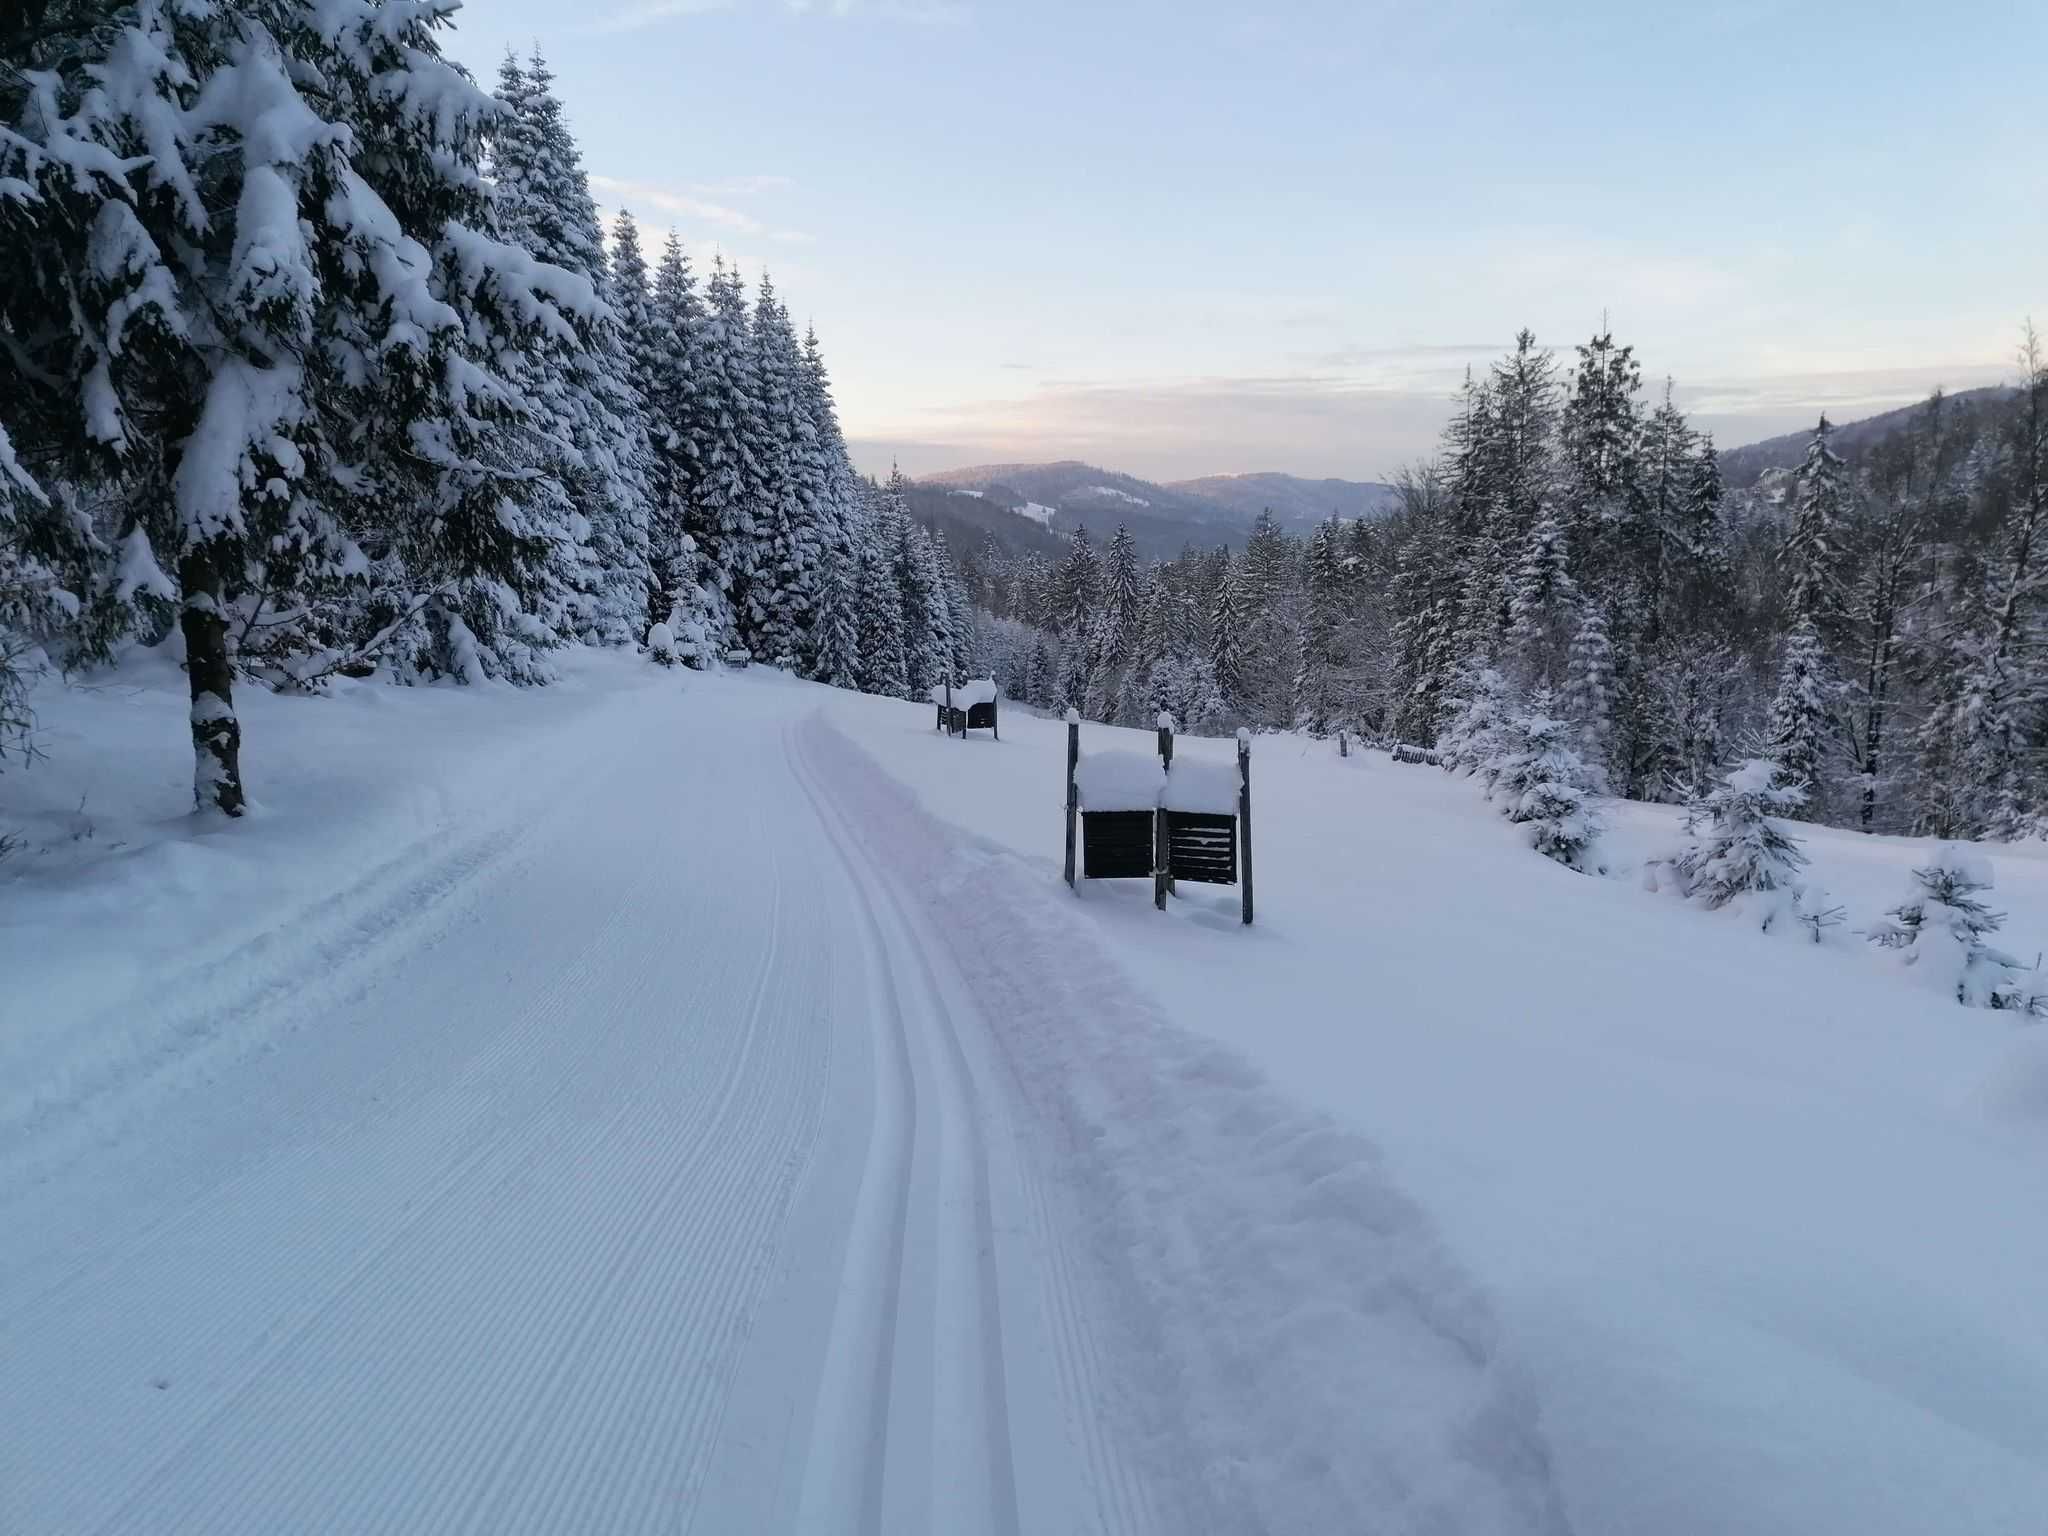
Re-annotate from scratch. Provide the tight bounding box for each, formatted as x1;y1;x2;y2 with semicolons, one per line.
0;671;1562;1535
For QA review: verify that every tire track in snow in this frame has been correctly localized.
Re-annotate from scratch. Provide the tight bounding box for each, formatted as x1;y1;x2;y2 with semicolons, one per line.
788;719;1025;1536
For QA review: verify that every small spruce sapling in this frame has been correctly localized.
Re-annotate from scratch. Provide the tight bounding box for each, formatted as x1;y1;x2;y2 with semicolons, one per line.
1674;759;1809;929
1869;844;2034;1010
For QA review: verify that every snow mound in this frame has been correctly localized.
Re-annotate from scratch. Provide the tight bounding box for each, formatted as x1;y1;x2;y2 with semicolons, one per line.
1163;756;1240;815
1074;750;1163;812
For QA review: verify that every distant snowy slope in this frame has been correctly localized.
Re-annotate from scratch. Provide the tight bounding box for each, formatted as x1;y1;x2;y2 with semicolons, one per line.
1717;384;2015;487
1167;471;1402;524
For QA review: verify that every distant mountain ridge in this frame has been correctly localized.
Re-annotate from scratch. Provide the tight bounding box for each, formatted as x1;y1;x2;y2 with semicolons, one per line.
1716;386;2015;488
919;460;1398;558
1168;472;1402;524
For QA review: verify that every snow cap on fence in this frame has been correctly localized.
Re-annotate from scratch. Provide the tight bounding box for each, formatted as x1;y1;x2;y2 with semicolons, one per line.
1236;726;1252;746
928;678;999;707
1064;707;1081;724
1074;749;1166;812
1157;711;1175;730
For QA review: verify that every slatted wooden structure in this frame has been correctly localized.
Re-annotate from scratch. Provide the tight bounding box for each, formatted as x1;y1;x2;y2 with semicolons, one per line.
1063;714;1253;925
932;679;1001;739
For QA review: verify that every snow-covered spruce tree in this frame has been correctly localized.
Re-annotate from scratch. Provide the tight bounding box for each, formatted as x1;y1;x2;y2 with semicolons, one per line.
744;275;815;667
489;51;652;647
643;231;723;642
1784;415;1849;628
1673;758;1808;924
1208;555;1249;720
1494;691;1603;870
1437;664;1514;787
1292;517;1349;735
2;0;617;811
851;502;908;698
1562;600;1615;780
1505;501;1575;685
692;257;767;637
1767;616;1835;818
799;323;859;685
897;512;954;696
1869;844;2033;1010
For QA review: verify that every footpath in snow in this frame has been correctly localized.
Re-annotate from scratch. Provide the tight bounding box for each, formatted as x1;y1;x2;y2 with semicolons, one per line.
816;684;2048;1536
1;656;1561;1535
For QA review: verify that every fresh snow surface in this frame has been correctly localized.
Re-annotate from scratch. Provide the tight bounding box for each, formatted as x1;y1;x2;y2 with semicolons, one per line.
814;697;2048;1536
1;654;1556;1535
5;654;2047;1535
1161;755;1239;815
928;678;999;707
1073;748;1165;812
1013;501;1056;525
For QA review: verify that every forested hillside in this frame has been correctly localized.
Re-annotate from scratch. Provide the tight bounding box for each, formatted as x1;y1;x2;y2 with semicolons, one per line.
969;328;2048;842
0;3;982;816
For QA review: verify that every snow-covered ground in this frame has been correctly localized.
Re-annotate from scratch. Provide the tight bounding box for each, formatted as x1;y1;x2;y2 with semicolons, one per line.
4;655;2045;1534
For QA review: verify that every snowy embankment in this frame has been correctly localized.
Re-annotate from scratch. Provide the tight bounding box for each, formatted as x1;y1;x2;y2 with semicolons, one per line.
816;691;2048;1536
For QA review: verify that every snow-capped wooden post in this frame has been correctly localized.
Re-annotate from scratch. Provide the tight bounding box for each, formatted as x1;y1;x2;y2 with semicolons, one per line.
1338;728;1349;758
1063;708;1080;890
1237;728;1254;926
944;677;956;738
1155;712;1175;908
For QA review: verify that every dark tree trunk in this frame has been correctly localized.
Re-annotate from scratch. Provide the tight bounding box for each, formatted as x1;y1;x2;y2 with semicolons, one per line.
181;546;245;817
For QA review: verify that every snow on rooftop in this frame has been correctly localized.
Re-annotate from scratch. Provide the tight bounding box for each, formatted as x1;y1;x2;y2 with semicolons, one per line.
1074;750;1164;812
1162;757;1240;815
928;679;999;707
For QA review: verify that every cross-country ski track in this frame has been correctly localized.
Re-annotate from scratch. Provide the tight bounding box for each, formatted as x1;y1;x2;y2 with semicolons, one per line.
2;664;1577;1533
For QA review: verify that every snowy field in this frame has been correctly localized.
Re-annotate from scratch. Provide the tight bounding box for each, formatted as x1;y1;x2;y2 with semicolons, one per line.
4;655;2047;1534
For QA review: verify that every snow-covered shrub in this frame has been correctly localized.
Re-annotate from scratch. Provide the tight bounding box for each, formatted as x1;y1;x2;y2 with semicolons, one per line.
1493;694;1603;871
1674;759;1809;928
1437;665;1513;788
1869;844;2039;1011
646;622;678;667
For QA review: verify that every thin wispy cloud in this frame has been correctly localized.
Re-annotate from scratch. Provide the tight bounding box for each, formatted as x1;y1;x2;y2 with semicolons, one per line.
594;0;964;31
589;0;734;35
589;174;813;247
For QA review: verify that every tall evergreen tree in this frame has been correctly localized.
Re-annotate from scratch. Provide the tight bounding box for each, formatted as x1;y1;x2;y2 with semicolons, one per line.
490;50;653;647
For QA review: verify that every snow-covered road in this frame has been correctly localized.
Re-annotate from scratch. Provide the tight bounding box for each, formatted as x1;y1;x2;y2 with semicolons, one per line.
3;683;1060;1533
2;668;1555;1534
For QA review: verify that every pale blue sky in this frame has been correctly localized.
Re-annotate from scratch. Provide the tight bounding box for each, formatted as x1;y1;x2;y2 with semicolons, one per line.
445;0;2048;481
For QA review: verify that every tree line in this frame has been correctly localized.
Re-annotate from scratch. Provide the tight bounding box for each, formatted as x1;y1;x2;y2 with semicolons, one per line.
970;326;2048;841
1;3;983;816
